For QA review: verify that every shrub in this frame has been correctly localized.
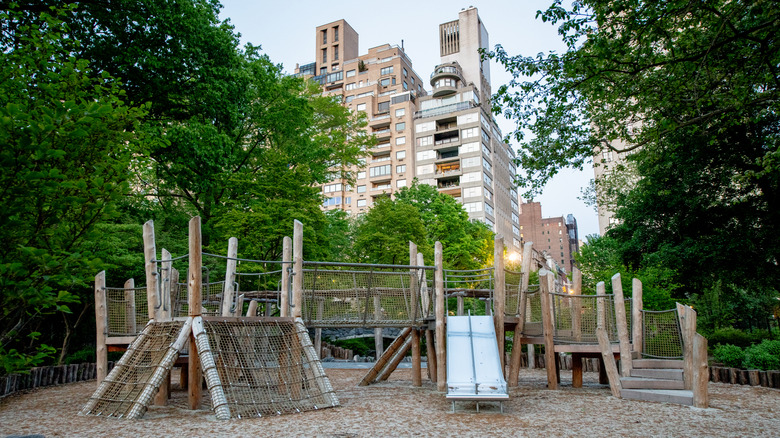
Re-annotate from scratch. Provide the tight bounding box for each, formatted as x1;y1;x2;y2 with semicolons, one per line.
743;340;780;371
707;327;753;349
64;346;96;365
712;344;745;368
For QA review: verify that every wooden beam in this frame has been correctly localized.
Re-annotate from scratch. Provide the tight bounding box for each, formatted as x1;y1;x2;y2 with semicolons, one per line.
596;327;622;397
493;236;506;375
124;278;136;335
142;220;159;321
292;220;303;319
359;328;412;386
539;269;557;389
281;236;292;317
94;271;107;387
632;278;643;355
187;216;202;410
246;300;258;317
693;333;709;408
572;267;582;342
677;303;696;390
410;241;421;387
221;237;238;316
611;273;632;376
435;241;446;392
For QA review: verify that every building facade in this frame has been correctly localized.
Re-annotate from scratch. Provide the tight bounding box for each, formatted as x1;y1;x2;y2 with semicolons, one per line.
517;201;579;273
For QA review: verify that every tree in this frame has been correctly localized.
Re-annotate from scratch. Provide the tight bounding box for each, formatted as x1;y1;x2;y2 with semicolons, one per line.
352;199;429;265
0;6;146;373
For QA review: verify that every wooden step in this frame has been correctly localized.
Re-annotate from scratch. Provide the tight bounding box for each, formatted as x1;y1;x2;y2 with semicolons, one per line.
633;359;684;369
620;376;685;390
630;368;683;380
621;389;693;405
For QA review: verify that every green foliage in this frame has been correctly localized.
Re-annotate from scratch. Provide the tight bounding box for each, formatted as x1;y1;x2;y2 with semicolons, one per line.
63;346;96;365
352;198;428;265
744;340;780;371
706;327;769;350
712;344;746;369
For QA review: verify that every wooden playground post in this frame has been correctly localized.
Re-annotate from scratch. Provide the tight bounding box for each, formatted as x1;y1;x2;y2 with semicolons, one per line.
611;273;633;376
596;281;606;329
435;241;446;392
221;237;238;317
493;236;506;374
142;220;160;321
693;333;709;408
419;252;437;383
281;236;292;317
508;241;533;386
159;248;172;321
124;278;137;335
188;216;203;410
677;303;696;390
246;300;258;317
572;267;582;342
539;269;557;389
632;278;643;355
410;241;422;387
292;220;303;319
95;271;107;387
595;281;621;395
373;296;383;359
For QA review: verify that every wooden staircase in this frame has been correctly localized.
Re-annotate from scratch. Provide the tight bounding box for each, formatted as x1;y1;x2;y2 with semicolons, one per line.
620;359;693;405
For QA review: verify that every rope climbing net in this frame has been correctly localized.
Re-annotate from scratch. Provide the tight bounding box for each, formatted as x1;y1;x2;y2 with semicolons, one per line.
642;309;684;359
105;285;148;337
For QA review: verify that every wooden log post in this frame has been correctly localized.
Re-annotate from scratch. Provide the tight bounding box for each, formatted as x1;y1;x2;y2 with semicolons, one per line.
457;297;464;316
124;278;136;335
410;241;422;387
281;236;292;317
493;236;506;374
596;281;607;331
374;296;383;359
143;220;160;321
221;237;238;317
316;300;324;358
95;271;108;387
677;303;696;390
596;327;622;397
572;267;582;342
611;273;632;376
539;269;557;389
246;300;258;317
188;216;203;410
419;252;436;383
632;278;643;356
292;220;303;319
435;241;446;392
693;333;709;408
507;243;533;386
158;249;171;321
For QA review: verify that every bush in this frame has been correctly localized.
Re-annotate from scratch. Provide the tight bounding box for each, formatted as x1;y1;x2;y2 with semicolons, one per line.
64;346;96;365
712;344;745;368
707;327;753;349
743;340;780;371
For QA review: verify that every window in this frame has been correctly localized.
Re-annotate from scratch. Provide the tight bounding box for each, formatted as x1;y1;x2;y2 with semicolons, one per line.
323;183;342;193
377;101;390;113
380;66;394;75
322;48;327;63
417;136;433;147
417;164;434;175
481;129;490;143
403;67;408;77
411;76;415;85
396;136;406;145
463;186;482;198
463;202;482;213
333;25;339;42
602;150;613;162
482;143;491;156
458;113;478;125
462;171;481;183
403;81;408;90
357;171;366;179
333;46;339;61
395;122;405;132
346;69;356;78
372;154;391;163
396;150;406;160
513;225;520;236
485;203;494;216
417;150;435;161
512;213;519;223
396;164;406;173
357;185;366;193
460;142;480;154
322;196;341;207
462;127;479;138
483;172;492;186
416;122;435;133
482;157;492;172
369;164;391;177
395;108;405;117
321;29;327;44
462;157;480;168
484;189;492;201
380;78;391;87
357;199;367;207
345;197;351;205
356;103;366;111
397;179;407;188
345;83;356;91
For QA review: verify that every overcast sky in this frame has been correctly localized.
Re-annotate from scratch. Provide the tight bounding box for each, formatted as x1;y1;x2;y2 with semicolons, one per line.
218;0;600;238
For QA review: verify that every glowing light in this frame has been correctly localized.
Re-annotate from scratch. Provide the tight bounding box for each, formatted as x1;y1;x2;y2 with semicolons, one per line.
507;252;520;263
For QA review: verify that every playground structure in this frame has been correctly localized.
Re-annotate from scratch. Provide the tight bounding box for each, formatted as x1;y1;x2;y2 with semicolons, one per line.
88;217;709;419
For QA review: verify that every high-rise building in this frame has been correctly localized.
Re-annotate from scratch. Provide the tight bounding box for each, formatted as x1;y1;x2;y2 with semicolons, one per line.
593;138;632;235
517;201;579;273
414;7;521;252
296;20;425;214
298;9;521;253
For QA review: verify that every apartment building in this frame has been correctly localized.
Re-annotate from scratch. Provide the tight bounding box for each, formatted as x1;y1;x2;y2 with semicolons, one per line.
517;201;579;273
296;20;426;215
413;7;521;252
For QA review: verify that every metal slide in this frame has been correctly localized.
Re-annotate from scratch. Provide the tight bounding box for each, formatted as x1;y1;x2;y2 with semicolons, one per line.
446;314;509;412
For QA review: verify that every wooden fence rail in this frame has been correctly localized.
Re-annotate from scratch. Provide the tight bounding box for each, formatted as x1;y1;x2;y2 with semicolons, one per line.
0;361;116;399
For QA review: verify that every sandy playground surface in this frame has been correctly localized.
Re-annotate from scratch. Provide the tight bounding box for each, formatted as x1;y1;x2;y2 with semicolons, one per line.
1;367;778;437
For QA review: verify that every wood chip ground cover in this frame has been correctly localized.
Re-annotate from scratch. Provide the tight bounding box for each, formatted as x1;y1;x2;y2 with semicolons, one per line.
0;368;777;437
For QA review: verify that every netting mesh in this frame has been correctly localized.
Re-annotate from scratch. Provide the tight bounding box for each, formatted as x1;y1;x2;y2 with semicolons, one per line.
302;266;432;327
81;320;188;419
173;281;226;317
642;309;683;359
235;270;284;316
200;318;338;418
521;289;543;336
504;269;523;316
106;286;148;336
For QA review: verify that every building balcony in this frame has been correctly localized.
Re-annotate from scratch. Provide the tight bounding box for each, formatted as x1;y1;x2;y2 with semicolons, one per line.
430;64;463;85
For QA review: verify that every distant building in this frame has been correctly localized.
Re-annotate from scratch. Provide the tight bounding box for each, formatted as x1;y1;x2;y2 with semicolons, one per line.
518;201;579;273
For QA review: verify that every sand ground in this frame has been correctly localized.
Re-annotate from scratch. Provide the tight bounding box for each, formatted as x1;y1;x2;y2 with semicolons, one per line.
1;367;778;437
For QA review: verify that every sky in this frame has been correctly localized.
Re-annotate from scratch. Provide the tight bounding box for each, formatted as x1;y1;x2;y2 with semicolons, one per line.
217;0;600;238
